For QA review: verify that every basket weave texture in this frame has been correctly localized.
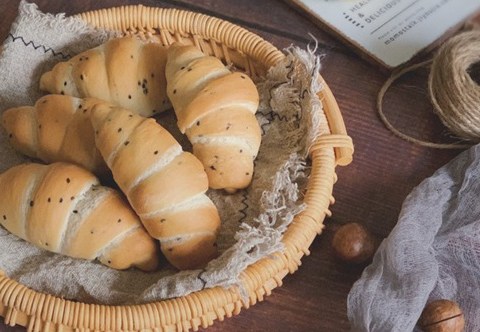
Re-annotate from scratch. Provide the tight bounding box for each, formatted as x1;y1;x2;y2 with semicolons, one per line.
0;5;353;332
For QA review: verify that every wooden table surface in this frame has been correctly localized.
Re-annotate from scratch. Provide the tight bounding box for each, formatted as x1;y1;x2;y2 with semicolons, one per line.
0;1;478;331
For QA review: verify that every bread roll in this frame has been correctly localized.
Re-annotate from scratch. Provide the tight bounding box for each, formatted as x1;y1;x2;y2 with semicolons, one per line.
0;162;159;271
90;104;220;270
40;36;169;117
165;43;261;193
2;94;107;175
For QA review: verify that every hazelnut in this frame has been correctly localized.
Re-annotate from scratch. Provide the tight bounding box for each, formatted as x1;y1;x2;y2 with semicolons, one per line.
331;223;375;264
418;300;464;332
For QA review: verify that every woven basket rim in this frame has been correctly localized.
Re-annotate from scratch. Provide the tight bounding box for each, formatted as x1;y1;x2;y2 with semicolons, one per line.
0;5;353;332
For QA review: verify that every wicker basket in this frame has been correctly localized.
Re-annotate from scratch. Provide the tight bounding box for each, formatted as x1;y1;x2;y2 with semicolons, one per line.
0;5;353;332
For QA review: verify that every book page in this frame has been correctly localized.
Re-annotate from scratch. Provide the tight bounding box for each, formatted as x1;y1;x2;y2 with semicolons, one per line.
293;0;480;68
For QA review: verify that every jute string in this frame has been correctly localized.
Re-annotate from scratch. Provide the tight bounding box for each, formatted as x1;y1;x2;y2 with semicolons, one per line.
378;29;480;149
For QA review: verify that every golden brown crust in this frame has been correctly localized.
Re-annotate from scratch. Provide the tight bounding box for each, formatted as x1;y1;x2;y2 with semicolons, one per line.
27;163;98;252
165;43;262;191
40;36;169;117
1;95;108;175
142;200;220;239
110;117;179;192
177;72;259;132
99;227;160;271
0;162;158;271
0;164;43;239
161;232;218;271
2;106;38;158
91;106;221;270
128;153;208;215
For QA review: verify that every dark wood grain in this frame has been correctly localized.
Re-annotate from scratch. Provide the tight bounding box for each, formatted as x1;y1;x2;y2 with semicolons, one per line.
0;1;478;331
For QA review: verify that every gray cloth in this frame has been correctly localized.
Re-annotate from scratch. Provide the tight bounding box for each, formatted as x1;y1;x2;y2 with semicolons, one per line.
0;1;329;304
348;144;480;331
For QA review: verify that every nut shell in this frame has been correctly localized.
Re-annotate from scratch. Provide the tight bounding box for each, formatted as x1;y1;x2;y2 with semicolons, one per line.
331;223;375;264
418;299;464;332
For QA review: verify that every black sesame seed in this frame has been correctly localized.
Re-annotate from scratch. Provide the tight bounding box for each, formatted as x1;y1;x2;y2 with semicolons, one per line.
60;91;65;95
118;128;122;133
176;237;181;241
29;200;34;207
128;95;131;99
117;219;122;223
246;172;250;175
138;81;141;86
8;134;12;138
70;196;75;200
73;210;78;214
124;141;130;146
85;57;89;60
129;114;133;118
214;155;218;158
144;89;148;94
42;100;47;104
210;165;216;171
59;198;63;203
152;109;157;113
154;150;158;155
173;89;177;94
168;248;173;252
180;66;185;70
130;55;134;59
2;215;6;220
151;73;154;78
143;78;147;83
83;109;87;114
241;75;246;79
66;178;70;183
187;68;192;72
240;149;243;153
160;219;166;223
47;197;51;203
78;104;82;109
80;75;84;80
64;81;67;86
213;242;218;247
90;230;94;234
45;242;49;246
38;125;42;129
196;121;200;126
108;260;111;264
95;130;99;135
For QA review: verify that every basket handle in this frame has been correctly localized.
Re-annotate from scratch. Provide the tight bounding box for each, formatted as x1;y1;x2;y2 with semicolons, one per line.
312;76;354;166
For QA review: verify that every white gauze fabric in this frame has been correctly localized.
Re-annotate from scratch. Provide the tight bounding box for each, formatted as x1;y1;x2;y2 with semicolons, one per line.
0;1;329;305
348;144;480;331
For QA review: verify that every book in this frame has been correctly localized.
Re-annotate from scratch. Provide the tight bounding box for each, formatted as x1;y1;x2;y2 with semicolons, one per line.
288;0;480;69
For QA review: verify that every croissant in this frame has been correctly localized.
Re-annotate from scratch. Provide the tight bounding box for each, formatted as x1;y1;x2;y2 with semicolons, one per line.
0;162;159;271
165;43;262;193
40;36;169;117
90;104;221;270
2;94;107;175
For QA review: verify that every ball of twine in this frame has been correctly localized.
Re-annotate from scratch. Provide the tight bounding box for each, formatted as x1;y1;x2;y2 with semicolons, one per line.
429;29;480;142
377;29;480;149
